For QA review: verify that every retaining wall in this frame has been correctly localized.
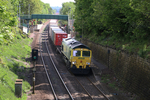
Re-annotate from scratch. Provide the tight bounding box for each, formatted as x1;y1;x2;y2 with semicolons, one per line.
82;39;150;99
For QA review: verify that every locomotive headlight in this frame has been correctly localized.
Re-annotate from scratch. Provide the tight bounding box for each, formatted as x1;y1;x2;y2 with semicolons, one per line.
72;61;76;64
86;62;90;65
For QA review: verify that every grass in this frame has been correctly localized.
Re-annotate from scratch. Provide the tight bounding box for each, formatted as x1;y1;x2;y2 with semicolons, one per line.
0;34;32;100
0;65;29;100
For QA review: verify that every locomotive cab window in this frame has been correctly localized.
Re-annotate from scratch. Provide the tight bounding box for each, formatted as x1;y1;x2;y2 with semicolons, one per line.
73;50;81;56
82;51;90;57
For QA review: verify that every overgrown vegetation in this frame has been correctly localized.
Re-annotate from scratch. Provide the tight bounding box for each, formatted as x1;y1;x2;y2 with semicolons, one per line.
0;0;53;45
74;0;150;58
0;33;31;100
0;0;51;99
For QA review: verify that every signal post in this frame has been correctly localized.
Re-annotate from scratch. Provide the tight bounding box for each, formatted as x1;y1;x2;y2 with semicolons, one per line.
31;49;38;94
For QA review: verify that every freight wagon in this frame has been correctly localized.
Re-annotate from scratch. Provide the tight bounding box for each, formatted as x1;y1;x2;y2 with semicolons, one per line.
49;27;68;46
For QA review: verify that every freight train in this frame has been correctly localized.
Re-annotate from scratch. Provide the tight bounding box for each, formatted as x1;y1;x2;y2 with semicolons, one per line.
48;20;92;74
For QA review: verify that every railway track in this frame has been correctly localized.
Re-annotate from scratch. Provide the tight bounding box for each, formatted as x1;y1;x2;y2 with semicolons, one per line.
39;32;74;100
87;76;110;100
45;28;111;100
45;28;110;100
39;29;111;100
74;75;110;100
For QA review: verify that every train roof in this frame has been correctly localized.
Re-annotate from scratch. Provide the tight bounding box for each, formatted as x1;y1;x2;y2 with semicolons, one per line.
63;38;90;49
52;29;62;31
50;24;58;27
51;27;61;29
53;31;65;33
51;27;63;31
51;27;59;28
53;31;67;34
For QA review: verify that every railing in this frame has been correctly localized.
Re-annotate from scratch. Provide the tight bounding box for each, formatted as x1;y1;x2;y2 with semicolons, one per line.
20;15;31;19
20;14;68;20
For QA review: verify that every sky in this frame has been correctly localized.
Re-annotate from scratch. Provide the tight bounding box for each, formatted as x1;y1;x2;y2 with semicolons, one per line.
41;0;75;7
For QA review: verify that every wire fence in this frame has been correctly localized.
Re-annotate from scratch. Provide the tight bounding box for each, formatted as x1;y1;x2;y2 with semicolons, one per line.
82;39;150;99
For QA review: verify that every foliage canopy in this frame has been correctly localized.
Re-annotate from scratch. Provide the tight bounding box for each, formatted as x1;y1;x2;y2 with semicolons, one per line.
74;0;150;41
0;0;53;45
59;2;75;26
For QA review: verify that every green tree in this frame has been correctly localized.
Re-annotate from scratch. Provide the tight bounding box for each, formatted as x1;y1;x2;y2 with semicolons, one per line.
42;3;52;14
20;0;52;15
20;0;43;14
129;0;150;39
0;0;53;45
74;0;94;35
74;0;150;40
59;2;75;26
0;0;18;44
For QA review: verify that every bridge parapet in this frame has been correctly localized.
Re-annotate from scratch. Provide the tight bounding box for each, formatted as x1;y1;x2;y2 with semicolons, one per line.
20;14;68;20
20;15;31;20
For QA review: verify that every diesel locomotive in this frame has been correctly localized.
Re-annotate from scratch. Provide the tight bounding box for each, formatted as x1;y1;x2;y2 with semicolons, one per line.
61;38;92;74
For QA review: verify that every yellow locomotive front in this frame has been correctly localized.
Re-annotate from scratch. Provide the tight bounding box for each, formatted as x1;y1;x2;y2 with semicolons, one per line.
70;48;92;74
61;38;92;74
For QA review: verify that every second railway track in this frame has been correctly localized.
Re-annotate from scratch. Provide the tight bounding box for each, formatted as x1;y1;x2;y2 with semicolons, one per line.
40;31;74;100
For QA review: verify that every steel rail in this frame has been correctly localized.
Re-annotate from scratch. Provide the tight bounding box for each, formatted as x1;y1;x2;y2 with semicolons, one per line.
87;77;110;100
39;34;58;100
44;37;74;100
73;76;94;100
